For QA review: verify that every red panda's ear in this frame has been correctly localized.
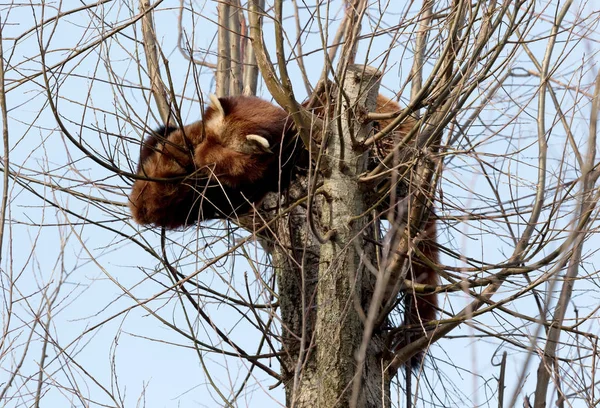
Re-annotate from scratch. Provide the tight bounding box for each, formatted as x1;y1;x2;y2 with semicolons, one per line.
246;134;272;153
206;94;227;134
209;94;226;117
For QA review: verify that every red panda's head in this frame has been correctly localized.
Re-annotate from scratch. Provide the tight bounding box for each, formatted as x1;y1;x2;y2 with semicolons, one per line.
136;125;180;174
203;95;292;154
194;95;295;186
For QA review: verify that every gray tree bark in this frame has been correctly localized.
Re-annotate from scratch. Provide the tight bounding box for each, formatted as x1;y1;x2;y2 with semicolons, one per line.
274;65;390;408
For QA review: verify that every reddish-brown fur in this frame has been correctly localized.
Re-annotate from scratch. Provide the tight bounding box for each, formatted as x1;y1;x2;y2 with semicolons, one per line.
129;95;296;228
196;96;294;187
136;125;179;173
129;121;211;228
406;218;439;324
375;96;439;327
403;217;439;368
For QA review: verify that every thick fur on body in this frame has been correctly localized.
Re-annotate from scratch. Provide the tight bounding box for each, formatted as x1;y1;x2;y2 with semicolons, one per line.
405;218;438;325
196;95;295;187
129;95;296;228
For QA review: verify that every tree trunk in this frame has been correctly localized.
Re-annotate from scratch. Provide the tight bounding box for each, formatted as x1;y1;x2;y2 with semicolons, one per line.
275;65;390;407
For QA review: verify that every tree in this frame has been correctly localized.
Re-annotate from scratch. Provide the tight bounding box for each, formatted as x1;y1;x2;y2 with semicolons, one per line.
1;0;600;407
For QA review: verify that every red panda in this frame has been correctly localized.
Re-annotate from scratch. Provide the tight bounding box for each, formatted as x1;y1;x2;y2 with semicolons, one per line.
128;95;297;228
129;92;439;365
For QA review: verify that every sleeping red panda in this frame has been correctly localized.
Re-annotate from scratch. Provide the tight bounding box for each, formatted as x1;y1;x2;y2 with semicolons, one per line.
129;94;297;228
129;92;438;366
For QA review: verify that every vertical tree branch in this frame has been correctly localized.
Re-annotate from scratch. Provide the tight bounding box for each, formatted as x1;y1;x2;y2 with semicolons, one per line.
229;0;243;95
335;0;368;81
0;18;9;264
533;37;598;408
242;0;262;95
248;0;319;153
410;0;433;101
217;0;231;96
140;0;171;123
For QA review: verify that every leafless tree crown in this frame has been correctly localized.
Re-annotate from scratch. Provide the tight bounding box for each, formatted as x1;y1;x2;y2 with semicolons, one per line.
1;1;600;407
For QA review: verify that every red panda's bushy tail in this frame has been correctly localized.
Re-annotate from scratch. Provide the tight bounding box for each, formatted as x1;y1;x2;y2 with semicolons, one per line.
403;215;439;367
